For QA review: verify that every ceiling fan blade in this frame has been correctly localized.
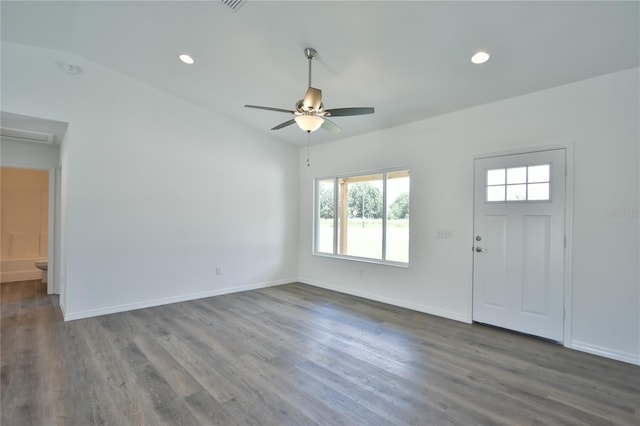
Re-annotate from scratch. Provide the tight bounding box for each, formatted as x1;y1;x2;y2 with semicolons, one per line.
245;105;295;114
271;119;296;130
325;107;375;117
321;118;341;134
303;87;323;111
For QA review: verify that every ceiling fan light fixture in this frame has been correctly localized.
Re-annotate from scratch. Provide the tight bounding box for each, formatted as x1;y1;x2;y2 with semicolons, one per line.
179;54;195;65
471;51;491;64
295;115;324;132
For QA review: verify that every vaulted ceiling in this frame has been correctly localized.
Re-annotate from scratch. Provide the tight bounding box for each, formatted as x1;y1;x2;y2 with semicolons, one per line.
2;1;638;145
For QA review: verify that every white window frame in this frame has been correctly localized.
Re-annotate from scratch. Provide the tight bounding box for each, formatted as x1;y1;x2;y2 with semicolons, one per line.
313;167;410;267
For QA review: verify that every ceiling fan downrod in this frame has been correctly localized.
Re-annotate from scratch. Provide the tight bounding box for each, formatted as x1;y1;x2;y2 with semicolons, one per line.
305;47;317;88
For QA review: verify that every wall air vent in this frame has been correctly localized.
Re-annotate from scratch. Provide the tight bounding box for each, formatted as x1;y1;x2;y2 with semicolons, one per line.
221;0;246;12
0;127;55;145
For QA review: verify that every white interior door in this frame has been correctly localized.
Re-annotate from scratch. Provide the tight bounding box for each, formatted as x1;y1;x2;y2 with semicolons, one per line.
473;149;566;342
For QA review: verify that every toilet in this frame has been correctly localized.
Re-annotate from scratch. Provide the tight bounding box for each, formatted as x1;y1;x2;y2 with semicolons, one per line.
35;261;48;283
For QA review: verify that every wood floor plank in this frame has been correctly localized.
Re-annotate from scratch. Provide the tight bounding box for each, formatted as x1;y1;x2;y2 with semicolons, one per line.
130;332;204;398
2;280;639;425
182;388;238;426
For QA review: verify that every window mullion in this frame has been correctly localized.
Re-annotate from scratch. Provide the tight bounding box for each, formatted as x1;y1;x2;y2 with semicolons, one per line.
382;173;387;261
333;178;338;255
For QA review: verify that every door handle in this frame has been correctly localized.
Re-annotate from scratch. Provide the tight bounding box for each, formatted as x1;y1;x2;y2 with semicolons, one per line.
475;247;487;252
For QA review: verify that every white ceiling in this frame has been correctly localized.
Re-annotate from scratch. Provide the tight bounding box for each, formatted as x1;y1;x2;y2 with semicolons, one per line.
1;1;638;146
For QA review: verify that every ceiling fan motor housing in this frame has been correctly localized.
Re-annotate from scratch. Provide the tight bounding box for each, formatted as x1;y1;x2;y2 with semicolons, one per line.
301;87;323;112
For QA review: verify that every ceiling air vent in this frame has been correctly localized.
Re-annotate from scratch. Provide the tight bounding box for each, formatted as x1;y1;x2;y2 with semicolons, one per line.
0;127;55;144
221;0;246;12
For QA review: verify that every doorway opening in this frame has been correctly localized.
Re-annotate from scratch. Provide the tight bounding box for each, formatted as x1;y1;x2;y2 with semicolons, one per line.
1;111;66;298
0;167;50;287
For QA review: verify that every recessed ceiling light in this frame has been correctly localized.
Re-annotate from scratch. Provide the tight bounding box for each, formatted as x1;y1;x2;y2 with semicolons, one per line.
179;54;195;65
471;51;491;65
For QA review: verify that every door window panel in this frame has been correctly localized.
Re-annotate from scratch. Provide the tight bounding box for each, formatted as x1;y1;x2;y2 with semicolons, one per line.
487;168;505;185
527;183;550;201
507;167;527;184
487;185;505;202
527;165;550;183
486;164;551;202
506;184;527;201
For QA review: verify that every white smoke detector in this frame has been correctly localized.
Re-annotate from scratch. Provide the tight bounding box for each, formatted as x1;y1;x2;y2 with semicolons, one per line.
63;64;79;75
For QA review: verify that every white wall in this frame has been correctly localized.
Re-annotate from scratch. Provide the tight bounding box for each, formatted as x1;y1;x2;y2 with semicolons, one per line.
1;42;299;319
299;68;639;365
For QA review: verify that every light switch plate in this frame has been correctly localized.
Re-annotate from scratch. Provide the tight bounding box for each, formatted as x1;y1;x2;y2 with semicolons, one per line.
436;230;453;239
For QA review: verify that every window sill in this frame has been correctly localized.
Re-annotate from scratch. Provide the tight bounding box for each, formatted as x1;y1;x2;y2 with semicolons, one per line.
312;252;409;268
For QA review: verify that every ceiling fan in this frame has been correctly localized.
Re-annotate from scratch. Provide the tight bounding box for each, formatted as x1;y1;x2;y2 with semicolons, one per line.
245;47;374;134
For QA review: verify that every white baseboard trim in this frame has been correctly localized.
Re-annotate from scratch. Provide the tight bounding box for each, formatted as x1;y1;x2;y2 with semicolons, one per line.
63;278;295;322
59;297;67;318
299;277;471;324
570;340;640;366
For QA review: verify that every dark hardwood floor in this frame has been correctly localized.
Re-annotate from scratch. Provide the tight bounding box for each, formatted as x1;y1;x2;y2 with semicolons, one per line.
1;280;638;425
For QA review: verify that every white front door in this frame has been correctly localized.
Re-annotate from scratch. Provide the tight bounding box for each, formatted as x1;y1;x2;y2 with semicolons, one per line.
473;149;566;342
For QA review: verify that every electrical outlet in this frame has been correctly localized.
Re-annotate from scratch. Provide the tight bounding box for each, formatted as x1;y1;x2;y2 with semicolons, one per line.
215;267;222;276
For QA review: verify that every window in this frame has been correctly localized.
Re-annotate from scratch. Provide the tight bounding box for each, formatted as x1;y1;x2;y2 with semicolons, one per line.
486;164;550;202
315;169;410;265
